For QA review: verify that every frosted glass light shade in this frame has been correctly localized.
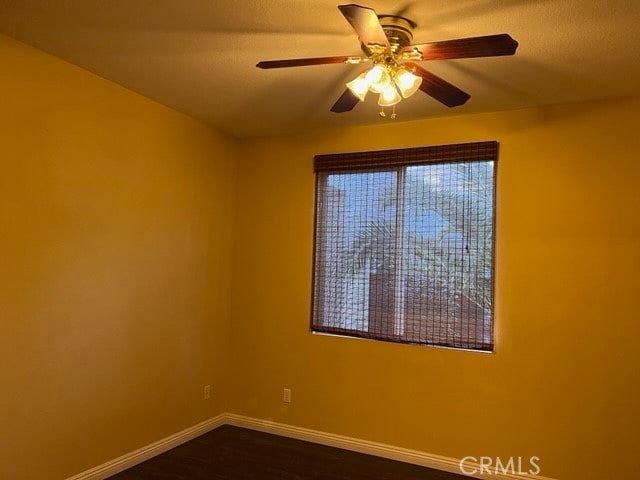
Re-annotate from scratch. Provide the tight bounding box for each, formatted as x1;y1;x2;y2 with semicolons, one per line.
378;84;401;106
346;71;371;102
394;67;422;98
366;65;391;94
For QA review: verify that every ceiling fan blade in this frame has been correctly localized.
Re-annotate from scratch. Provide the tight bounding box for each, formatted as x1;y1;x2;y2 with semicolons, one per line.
404;62;470;107
338;4;390;52
403;34;518;61
330;89;360;113
257;55;365;69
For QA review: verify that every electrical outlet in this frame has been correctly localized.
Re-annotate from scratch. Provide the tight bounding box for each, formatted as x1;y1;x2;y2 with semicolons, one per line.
204;385;211;400
283;388;291;403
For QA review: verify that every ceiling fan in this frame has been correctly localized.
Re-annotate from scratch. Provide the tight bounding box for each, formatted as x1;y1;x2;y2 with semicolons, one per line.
257;4;518;117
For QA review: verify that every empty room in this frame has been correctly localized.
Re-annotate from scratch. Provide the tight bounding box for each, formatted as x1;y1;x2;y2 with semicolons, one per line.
1;1;638;479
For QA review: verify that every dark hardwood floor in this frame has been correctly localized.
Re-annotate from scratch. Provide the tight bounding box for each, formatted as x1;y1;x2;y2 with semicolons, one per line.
109;425;469;479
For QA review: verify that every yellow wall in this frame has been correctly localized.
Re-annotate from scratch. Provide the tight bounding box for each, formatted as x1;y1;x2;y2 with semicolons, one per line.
231;97;640;480
0;35;237;479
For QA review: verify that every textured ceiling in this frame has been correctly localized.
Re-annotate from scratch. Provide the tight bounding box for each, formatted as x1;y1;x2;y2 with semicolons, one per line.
1;0;640;138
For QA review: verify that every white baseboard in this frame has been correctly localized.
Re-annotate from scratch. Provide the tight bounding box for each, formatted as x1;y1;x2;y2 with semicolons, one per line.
67;413;557;480
66;414;226;480
224;414;557;480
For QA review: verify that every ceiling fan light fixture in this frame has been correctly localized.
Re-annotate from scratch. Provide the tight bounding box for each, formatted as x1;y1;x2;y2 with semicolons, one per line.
394;66;422;98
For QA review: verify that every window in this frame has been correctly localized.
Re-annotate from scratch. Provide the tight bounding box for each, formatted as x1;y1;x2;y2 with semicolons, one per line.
311;141;497;351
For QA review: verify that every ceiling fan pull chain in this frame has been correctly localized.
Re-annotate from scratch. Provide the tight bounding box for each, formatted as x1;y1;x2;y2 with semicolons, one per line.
379;105;397;119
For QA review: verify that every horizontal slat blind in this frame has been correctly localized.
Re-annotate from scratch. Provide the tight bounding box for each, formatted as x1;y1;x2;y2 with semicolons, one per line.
312;142;497;351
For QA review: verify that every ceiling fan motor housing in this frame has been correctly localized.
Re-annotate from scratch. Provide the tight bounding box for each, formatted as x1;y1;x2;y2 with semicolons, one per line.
377;15;417;54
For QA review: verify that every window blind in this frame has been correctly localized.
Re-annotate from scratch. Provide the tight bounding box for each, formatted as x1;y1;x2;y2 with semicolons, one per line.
312;141;497;351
